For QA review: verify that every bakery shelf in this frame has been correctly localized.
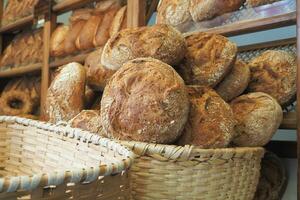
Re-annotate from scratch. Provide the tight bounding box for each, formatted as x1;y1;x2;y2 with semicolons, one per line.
52;0;101;14
49;51;91;68
280;112;297;129
0;15;34;34
0;63;41;78
266;141;297;158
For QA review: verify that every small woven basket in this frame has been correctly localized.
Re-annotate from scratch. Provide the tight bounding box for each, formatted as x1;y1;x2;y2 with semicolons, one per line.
121;141;264;200
0;116;135;200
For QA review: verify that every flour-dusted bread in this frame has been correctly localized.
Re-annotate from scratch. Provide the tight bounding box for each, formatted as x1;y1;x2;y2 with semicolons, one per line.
177;86;235;148
101;24;186;70
101;58;190;144
246;0;280;7
156;0;193;31
85;48;116;91
216;60;250;102
50;25;69;57
45;62;86;123
177;32;237;87
247;50;296;106
231;92;283;147
69;110;105;136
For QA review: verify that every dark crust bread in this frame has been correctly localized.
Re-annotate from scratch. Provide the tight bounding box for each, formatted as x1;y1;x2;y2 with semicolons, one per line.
177;86;235;148
216;60;250;102
247;50;296;107
101;24;186;70
231;92;283;147
101;57;190;144
177;32;237;87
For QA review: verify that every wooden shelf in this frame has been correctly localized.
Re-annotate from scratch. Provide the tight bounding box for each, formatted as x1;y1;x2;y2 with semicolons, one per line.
52;0;101;14
49;52;90;68
280;112;297;129
0;15;34;34
0;63;41;78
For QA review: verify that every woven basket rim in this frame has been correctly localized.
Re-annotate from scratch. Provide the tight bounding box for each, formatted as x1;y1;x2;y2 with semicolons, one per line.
0;116;135;193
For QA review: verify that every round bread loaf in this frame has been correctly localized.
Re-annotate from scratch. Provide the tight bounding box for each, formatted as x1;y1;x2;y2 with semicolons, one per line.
85;48;116;91
177;32;237;87
247;50;296;106
101;57;190;144
177;86;235;148
101;24;186;70
45;62;86;123
156;0;193;31
231;92;283;147
69;110;105;136
216;60;250;102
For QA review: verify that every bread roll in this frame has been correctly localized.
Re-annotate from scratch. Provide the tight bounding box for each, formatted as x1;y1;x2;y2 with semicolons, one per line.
247;50;296;106
177;32;237;87
69;110;105;135
45;62;86;123
216;60;250;102
156;0;193;31
246;0;279;7
101;24;186;70
177;86;235;148
101;58;189;144
109;6;127;37
50;25;69;57
231;92;282;147
85;48;116;91
64;20;86;54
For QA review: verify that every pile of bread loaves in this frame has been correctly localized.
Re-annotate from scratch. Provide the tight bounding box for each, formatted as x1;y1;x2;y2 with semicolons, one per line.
50;0;127;57
45;24;296;148
157;0;282;31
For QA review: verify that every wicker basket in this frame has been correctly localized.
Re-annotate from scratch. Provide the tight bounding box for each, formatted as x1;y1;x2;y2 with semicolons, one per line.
121;141;264;200
0;116;135;200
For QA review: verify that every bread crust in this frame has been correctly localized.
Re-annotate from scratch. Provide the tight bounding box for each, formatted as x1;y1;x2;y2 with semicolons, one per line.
247;50;296;106
101;57;189;144
177;32;237;87
50;25;69;57
64;20;86;54
177;86;235;148
246;0;279;7
216;60;250;102
109;6;127;37
101;24;186;70
231;92;283;147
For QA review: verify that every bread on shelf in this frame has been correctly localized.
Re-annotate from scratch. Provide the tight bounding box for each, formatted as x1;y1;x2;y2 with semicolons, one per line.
50;25;70;57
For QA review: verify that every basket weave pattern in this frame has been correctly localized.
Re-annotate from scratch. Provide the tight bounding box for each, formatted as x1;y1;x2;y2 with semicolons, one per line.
0;116;135;200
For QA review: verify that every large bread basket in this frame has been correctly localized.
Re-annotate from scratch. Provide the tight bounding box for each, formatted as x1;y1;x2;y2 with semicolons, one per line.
121;141;264;200
0;116;135;200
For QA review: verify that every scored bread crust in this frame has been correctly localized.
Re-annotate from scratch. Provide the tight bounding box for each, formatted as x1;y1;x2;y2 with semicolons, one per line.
177;86;235;148
216;60;250;102
177;32;237;87
101;57;190;144
101;24;186;70
247;50;296;107
231;92;283;147
109;5;127;37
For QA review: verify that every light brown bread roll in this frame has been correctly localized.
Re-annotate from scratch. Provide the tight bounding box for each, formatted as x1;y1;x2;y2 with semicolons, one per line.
156;0;193;31
69;110;105;136
109;5;127;37
177;86;235;148
101;58;190;144
177;32;237;87
64;20;87;54
101;24;186;70
231;92;283;147
85;48;116;91
246;0;279;7
50;25;69;57
216;60;250;102
45;62;86;123
247;50;296;106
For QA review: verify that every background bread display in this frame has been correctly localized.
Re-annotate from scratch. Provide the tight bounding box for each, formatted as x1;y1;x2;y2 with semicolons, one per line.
101;24;186;70
231;92;283;147
50;25;69;57
177;86;235;148
101;58;190;144
177;32;237;87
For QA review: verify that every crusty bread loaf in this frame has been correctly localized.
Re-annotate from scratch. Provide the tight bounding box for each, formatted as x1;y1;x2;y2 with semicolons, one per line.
69;9;93;23
101;57;189;144
45;62;86;123
109;5;127;37
216;60;250;102
177;86;235;148
156;0;193;31
177;32;237;87
231;92;282;147
69;110;105;136
64;20;86;54
246;0;279;7
101;24;186;70
50;25;69;57
247;50;296;106
85;48;116;91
